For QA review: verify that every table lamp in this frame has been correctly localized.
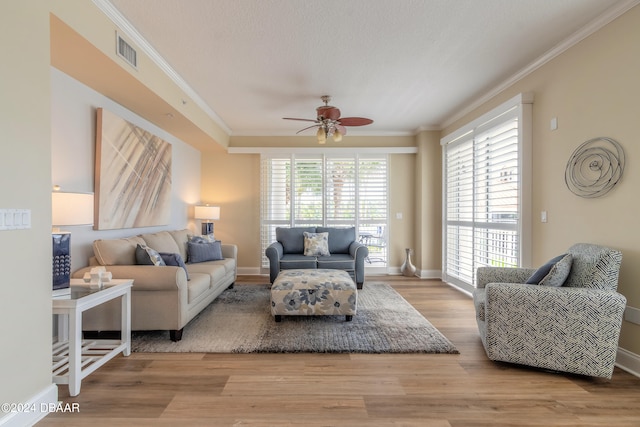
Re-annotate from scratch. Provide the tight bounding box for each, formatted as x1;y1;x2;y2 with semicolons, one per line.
194;205;220;236
52;189;94;292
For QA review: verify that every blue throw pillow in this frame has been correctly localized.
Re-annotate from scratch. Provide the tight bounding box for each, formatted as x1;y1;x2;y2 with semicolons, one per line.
188;240;223;263
526;253;572;286
159;252;190;281
135;244;166;266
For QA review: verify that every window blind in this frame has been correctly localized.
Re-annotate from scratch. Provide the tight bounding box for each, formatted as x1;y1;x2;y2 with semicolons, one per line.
442;94;532;293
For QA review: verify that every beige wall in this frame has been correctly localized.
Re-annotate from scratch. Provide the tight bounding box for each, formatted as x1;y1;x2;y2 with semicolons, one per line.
415;131;443;275
201;152;261;269
0;0;54;413
443;5;640;354
388;154;417;267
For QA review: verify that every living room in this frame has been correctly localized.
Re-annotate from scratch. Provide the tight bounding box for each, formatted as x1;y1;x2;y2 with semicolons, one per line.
3;1;640;425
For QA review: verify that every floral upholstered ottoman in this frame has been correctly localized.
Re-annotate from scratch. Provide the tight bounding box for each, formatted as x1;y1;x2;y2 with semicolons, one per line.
270;269;357;322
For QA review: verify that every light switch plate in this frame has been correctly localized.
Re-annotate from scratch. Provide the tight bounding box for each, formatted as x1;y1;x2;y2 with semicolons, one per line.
0;209;31;230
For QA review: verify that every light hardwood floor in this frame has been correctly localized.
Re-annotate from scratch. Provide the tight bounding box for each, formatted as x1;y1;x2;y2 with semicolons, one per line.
40;276;640;426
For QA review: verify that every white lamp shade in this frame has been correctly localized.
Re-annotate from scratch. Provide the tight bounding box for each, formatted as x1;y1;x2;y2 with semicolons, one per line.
194;205;220;220
52;192;94;226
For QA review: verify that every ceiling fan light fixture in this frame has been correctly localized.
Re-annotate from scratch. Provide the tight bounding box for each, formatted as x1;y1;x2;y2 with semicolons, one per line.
317;127;326;144
284;95;373;144
333;128;342;142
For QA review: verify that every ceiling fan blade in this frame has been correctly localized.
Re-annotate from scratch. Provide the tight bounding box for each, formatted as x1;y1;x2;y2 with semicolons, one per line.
295;124;321;134
283;117;318;123
316;106;341;121
335;124;347;136
338;117;373;126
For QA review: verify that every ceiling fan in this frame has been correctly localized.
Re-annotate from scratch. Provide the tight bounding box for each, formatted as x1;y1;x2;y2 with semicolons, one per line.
283;95;373;144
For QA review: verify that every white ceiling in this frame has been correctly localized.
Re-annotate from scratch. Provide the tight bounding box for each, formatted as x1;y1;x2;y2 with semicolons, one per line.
105;0;630;137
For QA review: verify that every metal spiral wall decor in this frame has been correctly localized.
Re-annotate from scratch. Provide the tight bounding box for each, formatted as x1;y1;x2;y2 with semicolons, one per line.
564;137;625;198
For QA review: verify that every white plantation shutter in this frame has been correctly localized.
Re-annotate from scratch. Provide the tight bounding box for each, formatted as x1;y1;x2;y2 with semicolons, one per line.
260;156;291;260
261;154;388;268
444;135;475;285
325;158;356;225
358;157;388;264
442;94;532;292
293;157;323;226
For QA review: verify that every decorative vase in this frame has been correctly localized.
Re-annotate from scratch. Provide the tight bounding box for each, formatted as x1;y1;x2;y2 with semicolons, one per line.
400;248;417;277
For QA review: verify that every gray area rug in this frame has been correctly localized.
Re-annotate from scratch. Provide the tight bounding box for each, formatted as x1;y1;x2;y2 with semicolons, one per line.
131;282;459;354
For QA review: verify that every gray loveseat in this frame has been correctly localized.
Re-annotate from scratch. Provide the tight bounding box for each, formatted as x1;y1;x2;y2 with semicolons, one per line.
265;226;368;288
73;229;237;341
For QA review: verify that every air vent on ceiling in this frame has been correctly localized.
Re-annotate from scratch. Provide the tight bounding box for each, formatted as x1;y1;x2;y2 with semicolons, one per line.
116;32;137;69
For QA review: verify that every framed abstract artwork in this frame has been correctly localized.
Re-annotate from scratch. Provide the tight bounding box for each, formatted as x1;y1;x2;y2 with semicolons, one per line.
95;108;172;230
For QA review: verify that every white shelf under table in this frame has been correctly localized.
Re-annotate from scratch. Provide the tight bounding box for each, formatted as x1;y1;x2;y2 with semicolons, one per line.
52;279;133;396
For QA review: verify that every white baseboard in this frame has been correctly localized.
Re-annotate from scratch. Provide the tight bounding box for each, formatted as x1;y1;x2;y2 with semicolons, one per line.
0;384;58;427
417;269;442;279
616;347;640;378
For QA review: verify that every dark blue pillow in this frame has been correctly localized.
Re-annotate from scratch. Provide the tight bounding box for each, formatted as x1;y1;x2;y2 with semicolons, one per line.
526;254;567;285
159;252;190;281
136;244;165;266
188;241;223;263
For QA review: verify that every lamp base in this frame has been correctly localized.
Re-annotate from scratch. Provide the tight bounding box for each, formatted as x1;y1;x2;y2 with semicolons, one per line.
52;232;71;290
201;222;214;236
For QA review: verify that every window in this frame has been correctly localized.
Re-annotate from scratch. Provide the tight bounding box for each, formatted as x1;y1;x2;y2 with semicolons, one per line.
260;154;388;268
441;93;532;294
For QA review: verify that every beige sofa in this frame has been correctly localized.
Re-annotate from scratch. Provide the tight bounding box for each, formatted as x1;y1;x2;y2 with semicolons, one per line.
73;229;237;341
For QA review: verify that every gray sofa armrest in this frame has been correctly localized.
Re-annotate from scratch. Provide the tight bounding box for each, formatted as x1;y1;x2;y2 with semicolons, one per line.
476;266;536;289
484;283;626;378
265;242;284;283
349;241;369;285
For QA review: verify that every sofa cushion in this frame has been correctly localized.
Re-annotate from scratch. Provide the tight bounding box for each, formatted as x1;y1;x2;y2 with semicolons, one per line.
303;232;330;256
279;254;317;270
186;273;213;304
93;236;146;266
317;227;356;254
135;244;166;266
186;261;230;282
159;252;189;280
276;227;315;254
317;254;355;271
188;240;223;263
188;257;236;276
140;231;181;254
168;229;191;260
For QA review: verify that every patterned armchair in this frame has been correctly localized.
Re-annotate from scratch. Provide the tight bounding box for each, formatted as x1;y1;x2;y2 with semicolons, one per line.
473;243;626;378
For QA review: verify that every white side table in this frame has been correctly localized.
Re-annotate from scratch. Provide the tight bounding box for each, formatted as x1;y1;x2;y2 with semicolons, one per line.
52;279;133;396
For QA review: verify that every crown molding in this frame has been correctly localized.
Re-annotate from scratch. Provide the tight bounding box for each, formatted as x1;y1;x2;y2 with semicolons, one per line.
232;129;414;137
92;0;232;135
441;0;640;130
227;146;418;155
